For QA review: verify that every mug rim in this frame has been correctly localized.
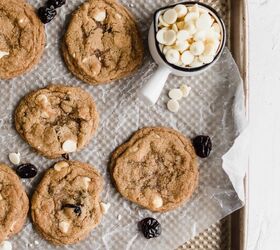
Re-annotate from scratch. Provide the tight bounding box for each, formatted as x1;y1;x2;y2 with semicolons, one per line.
153;1;227;72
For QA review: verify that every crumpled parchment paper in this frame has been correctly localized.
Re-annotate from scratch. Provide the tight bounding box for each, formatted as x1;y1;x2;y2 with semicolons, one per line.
0;0;247;249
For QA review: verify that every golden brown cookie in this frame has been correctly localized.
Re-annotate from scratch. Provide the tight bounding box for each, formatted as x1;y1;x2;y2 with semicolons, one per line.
62;0;144;85
0;163;29;243
15;85;99;159
0;0;45;79
31;161;103;245
110;127;199;212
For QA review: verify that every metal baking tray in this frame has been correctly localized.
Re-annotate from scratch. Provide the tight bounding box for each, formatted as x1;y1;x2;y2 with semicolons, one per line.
178;0;248;249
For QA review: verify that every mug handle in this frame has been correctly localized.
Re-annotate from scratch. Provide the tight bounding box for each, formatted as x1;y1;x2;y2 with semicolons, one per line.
138;66;171;105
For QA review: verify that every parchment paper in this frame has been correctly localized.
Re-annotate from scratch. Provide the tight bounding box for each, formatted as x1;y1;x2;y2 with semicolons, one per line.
0;0;247;249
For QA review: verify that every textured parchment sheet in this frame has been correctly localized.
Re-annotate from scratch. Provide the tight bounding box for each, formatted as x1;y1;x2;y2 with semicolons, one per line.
0;0;247;249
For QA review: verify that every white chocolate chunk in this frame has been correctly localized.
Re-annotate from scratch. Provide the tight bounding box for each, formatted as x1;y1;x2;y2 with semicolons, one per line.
174;4;188;18
190;57;203;67
167;99;180;113
172;23;178;32
163;9;178;24
54;161;69;171
180;84;192;97
196;13;212;30
159;15;169;27
190;41;205;56
62;140;77;153
169;89;183;100
181;51;194;65
174;40;189;53
184;12;199;23
163;30;177;45
100;202;111;214
0;51;9;59
93;10;106;22
8;153;20;165
152;194;163;209
37;95;49;106
199;54;214;64
194;30;206;41
184;21;197;35
59;221;70;234
165;49;180;64
0;194;3;201
83;177;91;190
0;241;12;250
176;30;191;41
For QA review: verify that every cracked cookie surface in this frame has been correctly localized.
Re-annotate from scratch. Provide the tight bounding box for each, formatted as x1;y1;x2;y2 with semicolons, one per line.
62;0;143;85
0;163;29;243
0;0;45;79
31;160;103;245
110;127;199;212
15;85;99;159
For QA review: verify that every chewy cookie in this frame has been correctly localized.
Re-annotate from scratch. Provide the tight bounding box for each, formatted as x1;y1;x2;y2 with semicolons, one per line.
15;85;99;159
0;0;45;79
31;161;103;245
0;163;29;242
110;127;199;212
62;0;144;85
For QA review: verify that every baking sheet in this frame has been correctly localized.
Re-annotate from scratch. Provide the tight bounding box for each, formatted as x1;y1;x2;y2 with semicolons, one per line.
0;0;247;249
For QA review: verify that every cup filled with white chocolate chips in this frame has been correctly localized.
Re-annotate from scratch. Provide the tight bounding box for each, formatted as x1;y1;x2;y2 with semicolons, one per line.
139;2;226;105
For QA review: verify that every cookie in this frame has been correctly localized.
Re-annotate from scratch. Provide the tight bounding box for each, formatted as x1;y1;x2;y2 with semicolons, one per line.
110;127;199;212
31;160;103;245
15;85;99;159
62;0;144;85
0;163;29;242
0;0;45;79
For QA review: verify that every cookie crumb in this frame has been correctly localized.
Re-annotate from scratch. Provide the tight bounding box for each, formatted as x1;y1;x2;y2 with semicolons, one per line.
117;214;122;220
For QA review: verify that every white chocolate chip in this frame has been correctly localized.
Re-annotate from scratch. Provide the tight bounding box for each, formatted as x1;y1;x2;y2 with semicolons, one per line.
37;95;49;106
184;21;197;35
0;51;9;59
159;15;169;27
174;4;188;18
199;54;214;64
169;89;183;100
194;30;206;41
59;221;70;234
152;194;163;209
83;177;91;190
100;202;111;214
163;30;177;45
212;23;221;33
165;49;180;64
0;241;12;250
8;153;20;165
172;23;178;32
115;13;122;19
163;9;178;24
54;161;69;171
167;99;180;113
176;30;191;41
180;84;192;97
196;13;212;30
190;57;203;67
181;51;194;65
156;29;166;44
0;194;3;201
184;12;199;23
162;45;172;55
174;40;189;53
189;4;200;14
190;41;205;56
203;41;219;56
93;10;106;22
62;140;77;153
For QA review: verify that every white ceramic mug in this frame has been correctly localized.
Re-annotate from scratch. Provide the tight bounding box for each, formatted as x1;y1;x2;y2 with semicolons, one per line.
139;1;226;105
